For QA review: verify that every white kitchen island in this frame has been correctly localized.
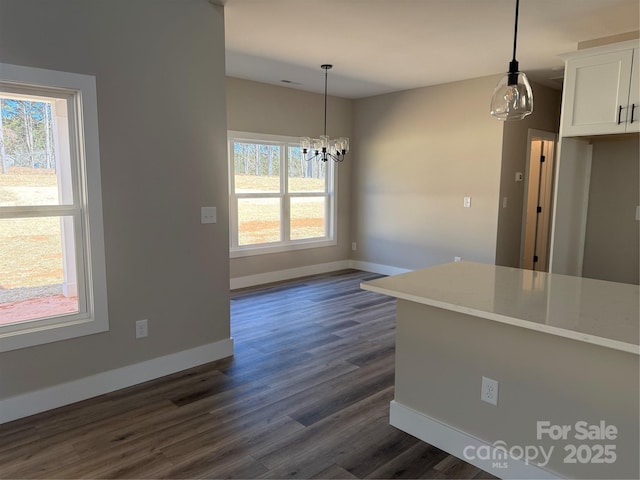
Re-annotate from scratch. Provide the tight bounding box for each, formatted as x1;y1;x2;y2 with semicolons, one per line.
361;262;639;479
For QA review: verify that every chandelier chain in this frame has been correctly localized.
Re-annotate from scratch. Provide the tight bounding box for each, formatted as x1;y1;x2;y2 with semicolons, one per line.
323;66;328;136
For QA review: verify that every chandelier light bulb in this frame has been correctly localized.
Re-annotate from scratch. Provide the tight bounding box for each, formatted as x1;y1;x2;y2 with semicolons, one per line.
336;137;349;154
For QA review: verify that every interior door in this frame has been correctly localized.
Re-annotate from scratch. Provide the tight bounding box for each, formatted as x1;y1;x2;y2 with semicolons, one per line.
522;135;556;271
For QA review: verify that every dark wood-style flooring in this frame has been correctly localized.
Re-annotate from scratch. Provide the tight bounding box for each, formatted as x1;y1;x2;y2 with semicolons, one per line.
0;269;495;479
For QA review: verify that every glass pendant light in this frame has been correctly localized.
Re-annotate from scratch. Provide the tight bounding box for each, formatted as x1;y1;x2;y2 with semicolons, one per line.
490;0;533;120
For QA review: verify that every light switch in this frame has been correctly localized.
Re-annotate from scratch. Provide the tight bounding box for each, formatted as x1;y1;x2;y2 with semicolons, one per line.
463;196;472;208
201;206;217;224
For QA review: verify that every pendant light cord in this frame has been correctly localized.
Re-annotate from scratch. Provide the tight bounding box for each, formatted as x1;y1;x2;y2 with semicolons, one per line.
512;0;520;62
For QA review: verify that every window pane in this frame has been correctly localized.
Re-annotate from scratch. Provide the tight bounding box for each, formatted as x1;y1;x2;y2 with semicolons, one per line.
238;198;281;245
290;196;326;240
233;142;280;193
288;146;326;193
0;94;72;206
0;216;79;325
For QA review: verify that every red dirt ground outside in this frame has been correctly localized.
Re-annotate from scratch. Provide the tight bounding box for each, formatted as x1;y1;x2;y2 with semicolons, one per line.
0;295;78;326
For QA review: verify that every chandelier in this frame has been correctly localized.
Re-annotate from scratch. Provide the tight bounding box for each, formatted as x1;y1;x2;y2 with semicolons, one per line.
490;0;533;120
301;64;349;162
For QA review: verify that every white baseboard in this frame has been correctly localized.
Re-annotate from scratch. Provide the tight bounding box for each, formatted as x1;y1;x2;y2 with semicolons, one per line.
390;401;560;479
230;260;350;290
0;338;234;424
349;260;412;276
230;259;412;290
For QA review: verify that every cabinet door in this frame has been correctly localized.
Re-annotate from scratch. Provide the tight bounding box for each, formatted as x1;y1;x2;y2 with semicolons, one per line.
561;49;634;136
626;48;639;133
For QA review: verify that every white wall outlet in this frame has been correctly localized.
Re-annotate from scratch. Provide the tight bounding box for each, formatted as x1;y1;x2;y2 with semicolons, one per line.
201;206;217;224
135;319;148;339
352;242;357;251
481;376;499;405
515;172;524;182
463;196;472;208
454;256;462;262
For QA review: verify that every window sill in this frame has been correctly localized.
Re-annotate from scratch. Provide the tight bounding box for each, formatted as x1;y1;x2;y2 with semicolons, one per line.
230;238;337;258
0;313;108;352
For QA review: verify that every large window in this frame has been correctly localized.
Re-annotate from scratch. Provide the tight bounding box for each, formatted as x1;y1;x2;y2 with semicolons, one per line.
0;63;108;351
228;131;337;256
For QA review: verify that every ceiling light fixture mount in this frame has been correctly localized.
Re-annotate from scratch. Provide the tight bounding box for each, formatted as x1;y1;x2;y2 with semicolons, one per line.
301;64;349;162
490;0;533;120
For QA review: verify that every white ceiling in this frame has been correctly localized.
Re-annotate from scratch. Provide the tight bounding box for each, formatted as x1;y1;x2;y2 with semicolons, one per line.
222;0;640;99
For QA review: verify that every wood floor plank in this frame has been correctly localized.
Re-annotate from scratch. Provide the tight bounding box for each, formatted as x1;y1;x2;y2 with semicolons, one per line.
365;442;450;479
89;452;174;480
161;453;269;480
0;425;39;454
264;403;402;479
311;464;359;479
0;269;493;479
254;387;395;475
0;439;81;478
333;419;422;477
287;358;395;427
159;414;305;470
260;360;361;393
428;454;487;479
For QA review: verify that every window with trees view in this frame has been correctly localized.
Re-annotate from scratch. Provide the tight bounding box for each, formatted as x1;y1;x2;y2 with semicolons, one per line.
0;63;108;352
228;131;336;256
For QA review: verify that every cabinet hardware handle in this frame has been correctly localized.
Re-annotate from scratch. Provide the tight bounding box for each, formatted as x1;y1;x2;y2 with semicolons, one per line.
618;105;623;125
631;104;636;124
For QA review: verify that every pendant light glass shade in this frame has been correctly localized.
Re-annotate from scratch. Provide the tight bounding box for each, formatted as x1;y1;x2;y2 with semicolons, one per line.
490;0;533;121
490;69;533;120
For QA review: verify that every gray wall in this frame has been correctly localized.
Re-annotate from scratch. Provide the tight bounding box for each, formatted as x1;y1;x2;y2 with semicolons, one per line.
396;300;639;479
0;0;230;397
582;138;640;285
226;77;353;279
549;138;594;277
351;76;504;270
495;83;562;268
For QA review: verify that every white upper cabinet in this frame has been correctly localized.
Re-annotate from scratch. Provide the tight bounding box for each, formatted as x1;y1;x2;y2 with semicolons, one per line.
561;40;639;136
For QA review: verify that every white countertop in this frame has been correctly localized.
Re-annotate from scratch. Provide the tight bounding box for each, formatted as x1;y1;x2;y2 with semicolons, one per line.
361;262;639;354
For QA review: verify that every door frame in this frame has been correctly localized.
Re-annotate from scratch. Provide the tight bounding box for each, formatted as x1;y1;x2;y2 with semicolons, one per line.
520;129;558;270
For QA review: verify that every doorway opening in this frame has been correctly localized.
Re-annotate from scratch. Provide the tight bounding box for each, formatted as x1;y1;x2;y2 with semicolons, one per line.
521;130;557;271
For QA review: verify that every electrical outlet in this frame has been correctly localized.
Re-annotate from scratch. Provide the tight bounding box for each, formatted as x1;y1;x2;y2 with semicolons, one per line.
135;319;148;339
463;196;472;208
481;376;499;405
352;242;357;251
454;256;462;262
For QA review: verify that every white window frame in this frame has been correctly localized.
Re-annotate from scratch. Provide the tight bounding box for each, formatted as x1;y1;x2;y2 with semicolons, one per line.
228;131;337;258
0;63;108;352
